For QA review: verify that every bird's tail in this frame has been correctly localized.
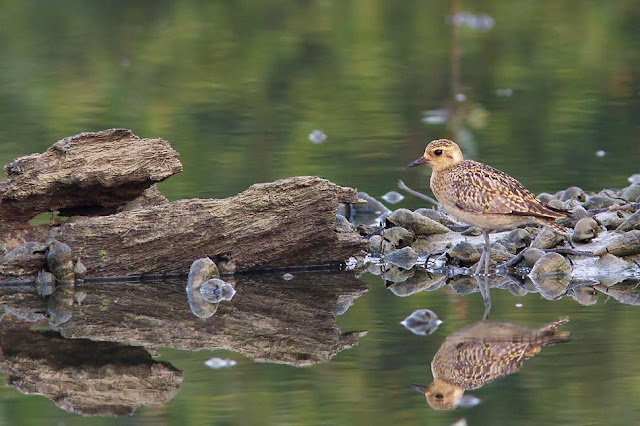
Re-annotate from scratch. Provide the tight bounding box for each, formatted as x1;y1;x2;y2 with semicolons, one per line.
536;317;571;346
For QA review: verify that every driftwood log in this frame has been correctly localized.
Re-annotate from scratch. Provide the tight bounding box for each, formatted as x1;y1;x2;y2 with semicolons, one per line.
0;128;180;222
0;129;367;280
0;272;368;366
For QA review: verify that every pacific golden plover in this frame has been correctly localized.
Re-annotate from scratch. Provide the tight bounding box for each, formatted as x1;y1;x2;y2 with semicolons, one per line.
408;139;568;275
411;317;570;410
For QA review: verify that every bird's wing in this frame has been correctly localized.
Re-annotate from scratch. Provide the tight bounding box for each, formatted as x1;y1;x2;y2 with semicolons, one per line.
453;162;564;219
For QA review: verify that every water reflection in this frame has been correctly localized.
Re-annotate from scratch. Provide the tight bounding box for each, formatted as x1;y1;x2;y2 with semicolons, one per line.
412;317;571;410
0;272;368;416
0;316;182;416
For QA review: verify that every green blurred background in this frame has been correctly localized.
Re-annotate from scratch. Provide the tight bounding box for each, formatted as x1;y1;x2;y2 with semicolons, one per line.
1;1;640;425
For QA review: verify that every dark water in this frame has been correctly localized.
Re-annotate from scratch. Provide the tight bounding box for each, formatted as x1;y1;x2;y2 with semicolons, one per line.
1;1;640;425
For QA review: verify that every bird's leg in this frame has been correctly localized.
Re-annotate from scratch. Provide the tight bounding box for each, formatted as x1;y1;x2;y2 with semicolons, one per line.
474;247;486;275
483;230;491;277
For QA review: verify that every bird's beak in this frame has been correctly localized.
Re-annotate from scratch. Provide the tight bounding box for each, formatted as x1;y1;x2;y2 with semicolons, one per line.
407;156;427;168
409;384;428;394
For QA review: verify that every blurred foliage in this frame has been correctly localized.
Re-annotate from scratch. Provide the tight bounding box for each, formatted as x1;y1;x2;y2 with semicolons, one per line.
1;0;640;424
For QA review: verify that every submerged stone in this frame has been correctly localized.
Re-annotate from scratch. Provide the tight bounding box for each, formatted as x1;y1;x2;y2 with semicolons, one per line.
46;240;75;284
401;309;443;336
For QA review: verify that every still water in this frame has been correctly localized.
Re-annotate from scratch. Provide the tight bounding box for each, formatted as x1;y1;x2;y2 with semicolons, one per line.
1;1;640;425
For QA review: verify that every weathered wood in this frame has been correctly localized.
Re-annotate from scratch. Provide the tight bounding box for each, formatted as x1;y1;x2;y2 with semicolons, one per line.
0;176;367;279
0;272;369;366
0;316;182;417
0;129;182;222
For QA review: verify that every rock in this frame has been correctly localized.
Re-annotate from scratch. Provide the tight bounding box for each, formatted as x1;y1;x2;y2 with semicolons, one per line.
505;229;532;253
621;184;640;202
368;235;393;254
572;217;600;243
461;227;483;236
384;246;419;269
354;191;392;215
531;227;565;249
537;192;555;203
217;260;237;275
35;271;56;296
185;257;220;319
447;241;481;266
583;194;617;209
414;208;459;227
616;210;640;232
595;210;630;230
594;230;640;256
523;248;545;268
400;309;443;336
73;259;87;280
383;226;416;249
507;284;528;297
45;240;75;284
529;253;571;300
335;214;355;233
387;208;450;235
594;282;640;306
546;199;568;210
530;252;571;276
561;186;586;202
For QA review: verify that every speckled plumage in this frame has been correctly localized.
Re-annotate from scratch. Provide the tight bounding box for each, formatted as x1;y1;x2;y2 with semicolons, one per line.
424;318;570;410
408;139;569;274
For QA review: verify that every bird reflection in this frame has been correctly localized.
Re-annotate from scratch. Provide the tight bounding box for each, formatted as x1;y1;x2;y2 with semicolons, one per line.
412;317;571;410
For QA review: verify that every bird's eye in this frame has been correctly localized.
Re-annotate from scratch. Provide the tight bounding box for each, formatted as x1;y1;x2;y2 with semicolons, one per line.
435;393;444;399
434;149;443;156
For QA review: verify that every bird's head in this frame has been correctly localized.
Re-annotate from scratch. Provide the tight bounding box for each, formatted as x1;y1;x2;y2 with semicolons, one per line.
407;139;464;172
410;379;479;410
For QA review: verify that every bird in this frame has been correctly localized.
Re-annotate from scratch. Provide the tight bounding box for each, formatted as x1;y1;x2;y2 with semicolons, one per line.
410;317;571;410
408;139;568;275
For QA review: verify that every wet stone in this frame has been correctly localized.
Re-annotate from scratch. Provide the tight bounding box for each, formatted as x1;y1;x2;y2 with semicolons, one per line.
73;259;87;280
547;199;569;210
621;184;640;202
381;191;405;204
447;241;481;266
461;227;483;236
561;186;586;202
414;208;459;227
537;192;555;203
335;214;355;233
532;227;565;249
616;210;640;232
400;309;443;336
505;229;532;253
595;210;629;230
383;226;416;249
387;208;450;235
523;248;545;268
46;240;75;284
572;217;600;243
583;194;617;210
384;246;419;269
35;270;56;296
529;253;571;300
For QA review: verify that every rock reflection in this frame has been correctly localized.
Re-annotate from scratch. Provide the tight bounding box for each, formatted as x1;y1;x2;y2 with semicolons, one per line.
412;318;570;410
0;315;182;416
